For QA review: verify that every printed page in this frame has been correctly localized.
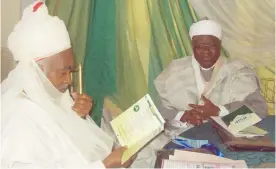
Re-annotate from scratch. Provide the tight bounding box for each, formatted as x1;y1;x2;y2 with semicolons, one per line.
171;150;234;163
162;159;247;168
170;150;247;168
110;94;165;163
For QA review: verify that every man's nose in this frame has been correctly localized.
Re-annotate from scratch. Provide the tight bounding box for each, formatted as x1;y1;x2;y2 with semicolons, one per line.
203;48;209;54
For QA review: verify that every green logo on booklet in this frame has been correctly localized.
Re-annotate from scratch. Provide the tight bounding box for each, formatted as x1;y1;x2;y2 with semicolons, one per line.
133;105;140;112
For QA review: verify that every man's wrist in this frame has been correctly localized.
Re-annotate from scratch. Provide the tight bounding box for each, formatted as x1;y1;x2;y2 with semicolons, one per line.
215;106;220;116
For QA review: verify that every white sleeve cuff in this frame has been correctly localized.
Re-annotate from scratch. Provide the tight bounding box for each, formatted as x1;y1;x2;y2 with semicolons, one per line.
171;111;188;128
218;105;229;117
174;111;185;121
90;160;106;168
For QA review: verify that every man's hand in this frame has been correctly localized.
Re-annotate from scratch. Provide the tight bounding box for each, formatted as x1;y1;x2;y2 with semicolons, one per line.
71;93;93;118
180;110;204;126
103;147;136;168
188;95;220;120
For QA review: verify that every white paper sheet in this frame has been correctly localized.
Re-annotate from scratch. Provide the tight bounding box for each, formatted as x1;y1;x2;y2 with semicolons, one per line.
162;159;247;168
169;150;247;168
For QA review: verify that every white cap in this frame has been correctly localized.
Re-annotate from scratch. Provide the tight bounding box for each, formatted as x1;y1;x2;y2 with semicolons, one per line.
7;1;71;62
189;20;222;40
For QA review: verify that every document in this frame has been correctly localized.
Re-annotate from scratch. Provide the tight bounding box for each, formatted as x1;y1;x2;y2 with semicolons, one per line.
164;150;247;168
162;159;247;168
110;94;165;163
171;150;234;163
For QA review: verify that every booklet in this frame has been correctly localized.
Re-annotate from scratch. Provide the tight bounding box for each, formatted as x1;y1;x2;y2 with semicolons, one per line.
221;105;261;134
110;94;165;163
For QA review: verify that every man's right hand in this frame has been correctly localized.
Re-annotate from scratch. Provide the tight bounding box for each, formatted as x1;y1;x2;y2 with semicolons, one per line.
180;110;204;126
103;147;135;168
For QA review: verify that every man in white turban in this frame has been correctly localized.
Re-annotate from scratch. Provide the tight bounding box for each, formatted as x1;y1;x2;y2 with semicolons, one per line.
1;1;135;168
154;20;267;130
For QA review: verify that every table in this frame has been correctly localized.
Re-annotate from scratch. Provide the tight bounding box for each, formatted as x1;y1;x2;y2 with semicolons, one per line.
164;116;275;167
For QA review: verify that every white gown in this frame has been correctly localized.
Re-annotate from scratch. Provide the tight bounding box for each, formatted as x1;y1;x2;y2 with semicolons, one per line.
1;93;106;168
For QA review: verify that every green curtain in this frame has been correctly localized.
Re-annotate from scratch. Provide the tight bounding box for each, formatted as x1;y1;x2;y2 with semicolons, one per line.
84;0;117;126
147;0;198;104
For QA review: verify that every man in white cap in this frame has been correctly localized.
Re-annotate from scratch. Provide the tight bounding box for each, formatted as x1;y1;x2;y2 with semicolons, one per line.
1;1;135;168
154;20;267;129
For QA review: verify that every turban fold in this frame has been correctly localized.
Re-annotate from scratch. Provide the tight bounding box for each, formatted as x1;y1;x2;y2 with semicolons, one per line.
189;20;222;40
8;1;71;62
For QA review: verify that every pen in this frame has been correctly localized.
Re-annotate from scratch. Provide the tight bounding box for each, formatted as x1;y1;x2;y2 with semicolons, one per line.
78;63;83;94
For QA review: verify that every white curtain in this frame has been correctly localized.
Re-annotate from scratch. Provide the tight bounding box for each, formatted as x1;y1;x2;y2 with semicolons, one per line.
189;0;275;69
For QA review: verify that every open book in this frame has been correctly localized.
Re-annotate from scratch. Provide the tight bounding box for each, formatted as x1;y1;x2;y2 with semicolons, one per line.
110;94;165;163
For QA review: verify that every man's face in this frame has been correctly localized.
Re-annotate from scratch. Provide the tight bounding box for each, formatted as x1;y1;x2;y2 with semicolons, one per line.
192;35;221;69
37;48;75;93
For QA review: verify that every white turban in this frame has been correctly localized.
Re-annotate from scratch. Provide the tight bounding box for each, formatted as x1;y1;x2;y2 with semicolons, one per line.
189;20;222;40
8;1;71;62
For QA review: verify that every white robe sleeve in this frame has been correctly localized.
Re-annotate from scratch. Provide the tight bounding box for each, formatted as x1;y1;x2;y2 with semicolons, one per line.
228;68;268;118
9;161;106;169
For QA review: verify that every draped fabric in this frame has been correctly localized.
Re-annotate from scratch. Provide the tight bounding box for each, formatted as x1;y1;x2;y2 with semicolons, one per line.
84;0;117;126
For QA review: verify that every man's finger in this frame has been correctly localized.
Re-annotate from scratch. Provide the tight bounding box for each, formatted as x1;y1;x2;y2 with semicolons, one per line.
187;115;203;125
72;107;88;116
191;107;204;114
75;98;92;105
189;104;204;110
180;111;191;122
186;114;202;122
71;92;79;100
123;154;136;168
188;104;199;108
118;146;128;152
201;95;209;103
78;94;93;102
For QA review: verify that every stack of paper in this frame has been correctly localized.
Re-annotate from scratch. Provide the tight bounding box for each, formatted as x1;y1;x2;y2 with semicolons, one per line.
161;150;247;168
110;94;165;163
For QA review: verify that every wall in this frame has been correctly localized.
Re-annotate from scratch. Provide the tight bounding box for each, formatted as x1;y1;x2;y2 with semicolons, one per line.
1;0;21;47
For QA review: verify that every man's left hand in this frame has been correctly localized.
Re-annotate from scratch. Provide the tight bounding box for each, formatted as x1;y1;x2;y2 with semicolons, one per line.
71;93;93;118
188;95;220;120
